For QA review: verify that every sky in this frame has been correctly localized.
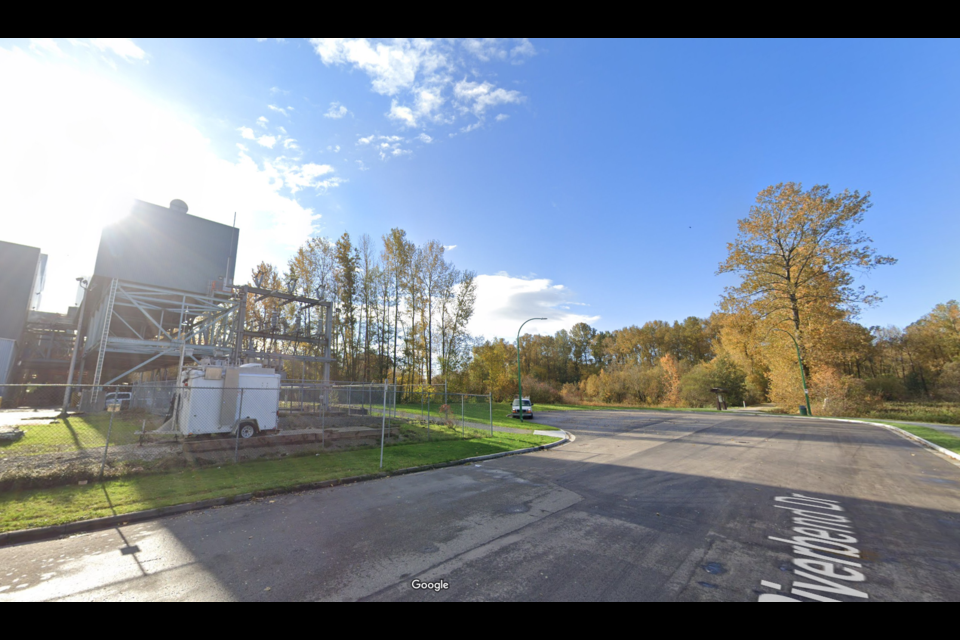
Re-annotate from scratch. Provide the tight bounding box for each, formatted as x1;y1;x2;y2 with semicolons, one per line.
1;38;958;340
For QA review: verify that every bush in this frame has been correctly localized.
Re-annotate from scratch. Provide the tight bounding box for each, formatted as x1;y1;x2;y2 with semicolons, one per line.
560;382;582;404
936;362;960;402
864;374;907;401
810;367;877;416
522;378;561;404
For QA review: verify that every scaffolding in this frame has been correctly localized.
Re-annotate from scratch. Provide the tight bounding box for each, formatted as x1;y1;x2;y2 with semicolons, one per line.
76;280;334;389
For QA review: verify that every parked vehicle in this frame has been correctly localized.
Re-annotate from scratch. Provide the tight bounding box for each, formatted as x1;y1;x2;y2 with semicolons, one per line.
163;363;281;438
511;396;534;420
103;391;132;410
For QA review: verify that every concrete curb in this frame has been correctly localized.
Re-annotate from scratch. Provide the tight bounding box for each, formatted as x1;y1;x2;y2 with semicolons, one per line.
820;417;960;464
0;430;573;548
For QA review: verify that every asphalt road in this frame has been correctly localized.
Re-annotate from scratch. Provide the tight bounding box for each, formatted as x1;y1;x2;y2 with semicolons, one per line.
2;410;959;601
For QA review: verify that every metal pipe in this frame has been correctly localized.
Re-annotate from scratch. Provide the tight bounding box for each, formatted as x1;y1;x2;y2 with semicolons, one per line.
60;278;89;416
379;379;388;468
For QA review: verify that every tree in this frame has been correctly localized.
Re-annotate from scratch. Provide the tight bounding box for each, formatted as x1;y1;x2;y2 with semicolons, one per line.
333;233;357;379
717;183;896;373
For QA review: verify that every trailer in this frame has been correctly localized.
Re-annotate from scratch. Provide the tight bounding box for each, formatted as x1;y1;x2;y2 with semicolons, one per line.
166;363;281;438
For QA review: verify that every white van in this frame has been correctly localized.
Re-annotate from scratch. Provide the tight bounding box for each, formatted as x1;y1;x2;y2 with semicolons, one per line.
511;396;533;420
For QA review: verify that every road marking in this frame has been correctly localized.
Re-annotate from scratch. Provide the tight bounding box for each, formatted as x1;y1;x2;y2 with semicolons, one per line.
758;493;869;602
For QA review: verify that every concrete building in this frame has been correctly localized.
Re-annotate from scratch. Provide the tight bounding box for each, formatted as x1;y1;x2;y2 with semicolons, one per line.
0;240;46;385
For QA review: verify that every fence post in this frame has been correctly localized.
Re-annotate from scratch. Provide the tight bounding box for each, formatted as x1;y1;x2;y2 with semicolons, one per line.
235;388;244;463
379;379;388;469
489;392;493;436
427;393;431;441
99;386;117;482
321;384;326;449
461;394;465;439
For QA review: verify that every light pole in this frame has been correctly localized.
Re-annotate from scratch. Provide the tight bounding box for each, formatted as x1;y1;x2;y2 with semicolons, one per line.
517;318;547;416
60;278;89;417
772;327;812;417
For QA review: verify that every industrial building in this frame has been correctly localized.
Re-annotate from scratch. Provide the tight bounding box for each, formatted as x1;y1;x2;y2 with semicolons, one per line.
0;199;333;405
0;240;47;387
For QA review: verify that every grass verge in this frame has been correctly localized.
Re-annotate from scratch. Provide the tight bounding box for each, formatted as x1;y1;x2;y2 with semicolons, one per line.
0;430;555;534
393;402;562;430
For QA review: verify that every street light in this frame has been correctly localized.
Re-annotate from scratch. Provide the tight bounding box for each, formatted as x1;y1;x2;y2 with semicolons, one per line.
772;327;813;417
517;318;547;417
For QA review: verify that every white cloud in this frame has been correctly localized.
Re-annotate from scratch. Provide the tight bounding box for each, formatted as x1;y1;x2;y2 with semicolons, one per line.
468;273;600;340
324;102;349;119
283;138;300;150
29;39;65;57
310;38;528;132
356;160;369;171
462;38;536;63
277;126;287;135
418;133;433;143
238;126;256;140
268;104;293;117
387;100;418;128
454;80;524;116
90;38;146;61
495;114;510;122
510;38;536;59
256;135;277;148
444;244;456;251
311;38;446;96
274;161;339;194
0;45;332;313
460;121;482;134
257;116;269;128
357;135;408;160
326;145;341;153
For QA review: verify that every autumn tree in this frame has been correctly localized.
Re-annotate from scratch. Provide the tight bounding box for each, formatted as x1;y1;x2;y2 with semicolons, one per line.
717;183;895;403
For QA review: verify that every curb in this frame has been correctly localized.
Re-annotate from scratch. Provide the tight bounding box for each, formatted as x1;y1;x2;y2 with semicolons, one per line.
821;417;960;464
0;430;573;548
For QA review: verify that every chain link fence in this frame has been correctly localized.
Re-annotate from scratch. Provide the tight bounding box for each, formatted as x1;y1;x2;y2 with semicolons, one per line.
0;381;495;491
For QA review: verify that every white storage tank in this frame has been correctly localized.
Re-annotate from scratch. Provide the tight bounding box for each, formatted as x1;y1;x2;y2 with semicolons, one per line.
174;363;281;437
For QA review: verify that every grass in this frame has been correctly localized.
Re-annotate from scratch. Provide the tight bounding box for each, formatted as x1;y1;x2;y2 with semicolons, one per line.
0;413;161;456
0;429;555;534
854;402;960;426
861;420;960;455
393;401;561;431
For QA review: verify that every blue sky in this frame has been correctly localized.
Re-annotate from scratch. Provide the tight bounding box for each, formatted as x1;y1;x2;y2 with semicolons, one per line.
1;38;957;338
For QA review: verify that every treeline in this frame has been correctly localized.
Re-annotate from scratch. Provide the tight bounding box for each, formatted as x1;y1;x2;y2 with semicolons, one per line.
459;302;959;411
242;229;476;385
467;183;959;417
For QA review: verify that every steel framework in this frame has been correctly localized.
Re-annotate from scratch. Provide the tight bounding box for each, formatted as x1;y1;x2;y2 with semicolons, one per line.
78;279;333;387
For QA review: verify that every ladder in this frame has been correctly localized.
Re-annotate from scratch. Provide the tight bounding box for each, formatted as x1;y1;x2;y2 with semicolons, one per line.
91;278;119;390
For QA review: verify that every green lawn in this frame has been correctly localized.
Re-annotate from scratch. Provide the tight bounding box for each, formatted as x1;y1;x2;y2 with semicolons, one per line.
393;401;561;431
393;400;720;431
0;429;555;534
0;413;165;456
